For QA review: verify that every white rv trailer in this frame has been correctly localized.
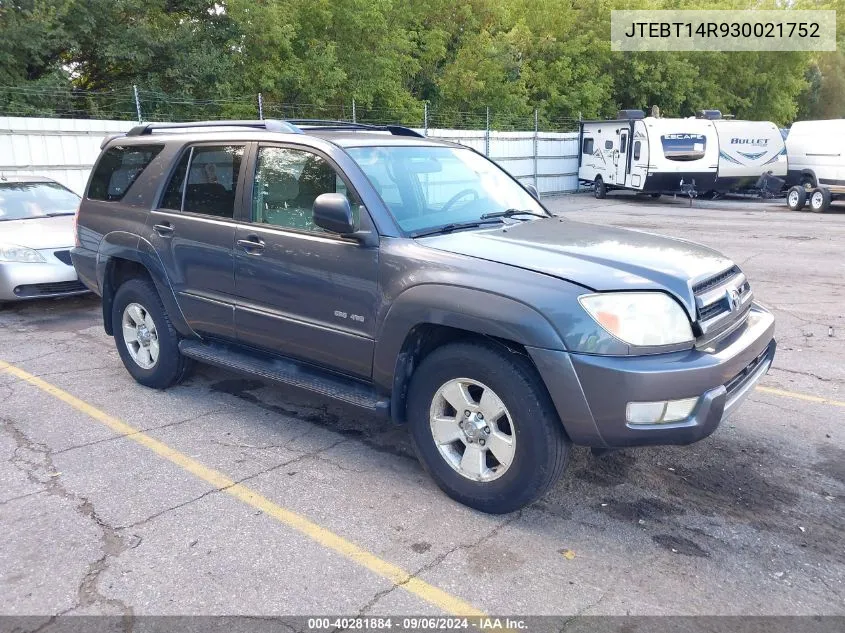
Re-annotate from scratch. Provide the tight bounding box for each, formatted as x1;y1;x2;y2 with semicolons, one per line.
578;111;786;198
711;118;787;191
783;119;845;212
578;112;719;198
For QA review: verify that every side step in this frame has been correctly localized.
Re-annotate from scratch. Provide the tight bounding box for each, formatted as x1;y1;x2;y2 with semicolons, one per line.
179;340;390;415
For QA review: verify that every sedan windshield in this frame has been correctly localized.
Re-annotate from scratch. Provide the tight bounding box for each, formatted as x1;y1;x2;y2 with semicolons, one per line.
345;146;547;234
0;182;80;221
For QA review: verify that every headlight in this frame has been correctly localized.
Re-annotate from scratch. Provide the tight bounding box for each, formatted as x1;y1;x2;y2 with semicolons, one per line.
0;243;46;263
578;292;694;347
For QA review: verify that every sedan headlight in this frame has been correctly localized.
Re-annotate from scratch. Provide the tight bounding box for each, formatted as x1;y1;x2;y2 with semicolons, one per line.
579;292;694;347
0;243;46;263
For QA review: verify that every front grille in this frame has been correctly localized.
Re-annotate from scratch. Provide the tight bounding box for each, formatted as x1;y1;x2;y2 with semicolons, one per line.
53;250;73;266
692;265;741;296
14;280;87;298
696;279;751;322
725;347;769;395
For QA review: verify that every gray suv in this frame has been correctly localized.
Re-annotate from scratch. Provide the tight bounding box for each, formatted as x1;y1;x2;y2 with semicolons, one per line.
72;120;776;513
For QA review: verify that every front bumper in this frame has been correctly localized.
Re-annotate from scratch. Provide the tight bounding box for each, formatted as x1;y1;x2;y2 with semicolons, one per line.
0;248;89;302
528;303;776;448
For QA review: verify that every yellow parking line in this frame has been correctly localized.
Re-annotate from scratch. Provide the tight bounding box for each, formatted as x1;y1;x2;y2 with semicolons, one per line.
0;360;484;617
755;385;845;408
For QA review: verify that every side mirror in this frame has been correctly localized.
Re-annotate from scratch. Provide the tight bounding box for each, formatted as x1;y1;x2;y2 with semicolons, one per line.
523;183;540;200
313;193;356;234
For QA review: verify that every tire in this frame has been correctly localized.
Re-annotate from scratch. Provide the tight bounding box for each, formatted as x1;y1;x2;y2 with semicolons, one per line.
594;177;607;199
809;187;831;213
650;192;661;199
406;342;570;514
112;277;192;389
787;185;806;211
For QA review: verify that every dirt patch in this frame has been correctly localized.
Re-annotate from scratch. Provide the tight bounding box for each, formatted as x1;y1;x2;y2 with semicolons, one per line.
652;534;709;558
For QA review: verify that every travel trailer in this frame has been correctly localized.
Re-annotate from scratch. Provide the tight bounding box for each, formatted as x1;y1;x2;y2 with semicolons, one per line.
784;119;845;212
579;111;719;198
578;111;786;198
711;118;787;192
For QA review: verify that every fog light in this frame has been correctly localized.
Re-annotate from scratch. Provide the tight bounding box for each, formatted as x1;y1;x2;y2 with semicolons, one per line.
626;397;698;425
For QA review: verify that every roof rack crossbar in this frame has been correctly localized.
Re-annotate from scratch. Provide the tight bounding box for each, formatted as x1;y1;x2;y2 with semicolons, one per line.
126;119;303;136
285;119;425;138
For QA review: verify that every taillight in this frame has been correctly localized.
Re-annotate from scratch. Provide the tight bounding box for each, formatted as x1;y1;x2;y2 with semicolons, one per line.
73;202;81;248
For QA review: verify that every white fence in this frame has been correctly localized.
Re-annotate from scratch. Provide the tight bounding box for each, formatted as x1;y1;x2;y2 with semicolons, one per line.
0;117;580;196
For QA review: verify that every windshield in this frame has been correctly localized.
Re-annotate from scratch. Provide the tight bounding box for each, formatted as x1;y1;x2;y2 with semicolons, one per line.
345;146;546;233
0;182;80;221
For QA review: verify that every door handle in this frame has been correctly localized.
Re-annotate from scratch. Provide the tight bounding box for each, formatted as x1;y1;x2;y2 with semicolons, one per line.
154;222;174;237
237;236;265;253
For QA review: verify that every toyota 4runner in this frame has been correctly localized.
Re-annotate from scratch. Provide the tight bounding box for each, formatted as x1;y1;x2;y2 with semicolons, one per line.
72;119;776;513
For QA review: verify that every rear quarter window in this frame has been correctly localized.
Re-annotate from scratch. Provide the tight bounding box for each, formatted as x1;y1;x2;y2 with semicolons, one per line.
87;144;163;201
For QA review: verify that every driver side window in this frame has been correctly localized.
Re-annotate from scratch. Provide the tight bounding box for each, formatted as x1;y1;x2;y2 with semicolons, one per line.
252;146;359;233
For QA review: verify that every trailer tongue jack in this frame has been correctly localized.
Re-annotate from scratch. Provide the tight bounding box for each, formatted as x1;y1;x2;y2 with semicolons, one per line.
680;180;697;206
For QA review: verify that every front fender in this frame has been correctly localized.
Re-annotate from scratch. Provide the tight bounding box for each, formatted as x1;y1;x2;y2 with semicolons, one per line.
372;284;566;391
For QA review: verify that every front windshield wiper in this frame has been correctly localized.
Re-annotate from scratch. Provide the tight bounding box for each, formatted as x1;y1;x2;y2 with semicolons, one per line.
480;208;549;220
410;219;503;238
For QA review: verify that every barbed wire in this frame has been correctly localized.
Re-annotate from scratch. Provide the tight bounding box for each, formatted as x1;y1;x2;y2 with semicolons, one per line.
0;85;581;132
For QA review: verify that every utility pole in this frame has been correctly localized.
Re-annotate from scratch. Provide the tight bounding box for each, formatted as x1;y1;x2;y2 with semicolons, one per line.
257;93;264;120
133;85;142;123
423;102;428;137
352;99;356;123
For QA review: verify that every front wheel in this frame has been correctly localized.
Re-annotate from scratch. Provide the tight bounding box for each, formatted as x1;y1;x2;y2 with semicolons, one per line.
407;342;570;513
594;177;607;199
787;185;806;211
112;278;192;389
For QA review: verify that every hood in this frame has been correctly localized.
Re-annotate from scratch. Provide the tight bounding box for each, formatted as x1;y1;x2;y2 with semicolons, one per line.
0;215;76;250
417;218;734;315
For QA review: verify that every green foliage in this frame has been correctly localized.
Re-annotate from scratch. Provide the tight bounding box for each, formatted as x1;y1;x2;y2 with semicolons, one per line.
0;0;840;126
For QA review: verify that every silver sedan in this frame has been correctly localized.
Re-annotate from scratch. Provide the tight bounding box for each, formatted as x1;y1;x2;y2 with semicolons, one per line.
0;176;89;302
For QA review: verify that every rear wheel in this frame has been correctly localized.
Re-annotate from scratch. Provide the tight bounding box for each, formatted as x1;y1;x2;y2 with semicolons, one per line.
787;185;806;211
809;187;831;213
407;342;570;513
112;278;192;389
594;177;607;199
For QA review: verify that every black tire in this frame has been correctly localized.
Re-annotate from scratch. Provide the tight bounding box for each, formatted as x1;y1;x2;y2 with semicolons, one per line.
112;277;192;389
650;192;662;199
594;177;607;199
406;342;570;514
801;174;816;190
809;187;832;213
786;185;806;211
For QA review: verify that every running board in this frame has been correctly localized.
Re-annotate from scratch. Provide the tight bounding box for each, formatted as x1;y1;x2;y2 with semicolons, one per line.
179;340;389;415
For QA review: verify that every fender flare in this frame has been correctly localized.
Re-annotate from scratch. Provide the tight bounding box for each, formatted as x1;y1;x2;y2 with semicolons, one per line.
799;169;817;187
97;232;195;338
372;284;566;393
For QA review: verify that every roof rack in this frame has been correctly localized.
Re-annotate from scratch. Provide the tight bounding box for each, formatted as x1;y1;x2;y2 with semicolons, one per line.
120;118;426;141
282;119;425;138
125;119;303;137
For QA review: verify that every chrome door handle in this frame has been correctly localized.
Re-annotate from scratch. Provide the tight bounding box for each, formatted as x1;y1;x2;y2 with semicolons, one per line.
237;237;265;253
154;223;174;237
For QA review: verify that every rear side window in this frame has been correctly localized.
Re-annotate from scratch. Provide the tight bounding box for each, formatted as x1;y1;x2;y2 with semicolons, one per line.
159;145;244;219
604;140;613;150
582;138;594;155
88;144;163;201
633;141;641;161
